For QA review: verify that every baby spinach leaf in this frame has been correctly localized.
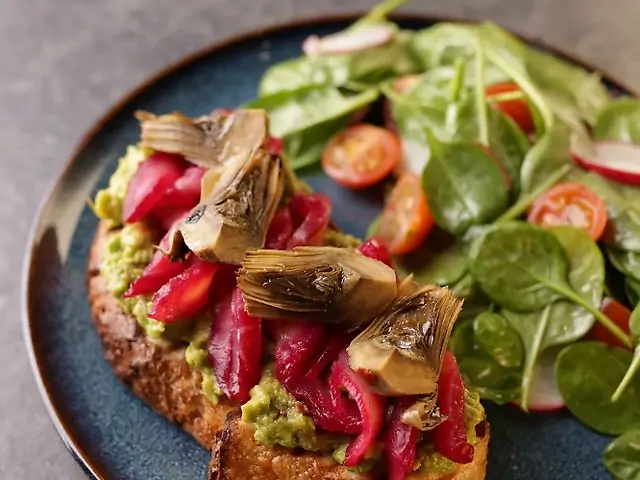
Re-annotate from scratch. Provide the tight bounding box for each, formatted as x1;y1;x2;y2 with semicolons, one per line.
473;311;525;369
502;226;604;409
575;170;640;252
422;135;509;235
409;23;477;70
594;97;640;143
626;277;640;308
556;341;640;435
449;317;522;404
247;86;379;138
612;305;640;401
608;248;640;281
603;427;640;480
519;122;573;196
468;222;569;311
395;234;469;286
258;30;418;97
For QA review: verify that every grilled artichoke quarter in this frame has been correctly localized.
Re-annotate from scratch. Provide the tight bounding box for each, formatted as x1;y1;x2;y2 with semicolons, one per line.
167;151;285;265
347;277;462;410
136;108;269;170
237;246;398;326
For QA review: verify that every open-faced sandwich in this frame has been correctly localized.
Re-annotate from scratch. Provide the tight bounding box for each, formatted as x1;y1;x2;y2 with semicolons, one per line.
88;108;488;479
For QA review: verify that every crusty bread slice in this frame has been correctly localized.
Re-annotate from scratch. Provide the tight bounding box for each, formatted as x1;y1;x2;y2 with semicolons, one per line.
88;220;488;480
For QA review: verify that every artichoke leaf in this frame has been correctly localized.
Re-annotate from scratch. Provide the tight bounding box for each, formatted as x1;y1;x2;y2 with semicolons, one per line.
401;391;448;431
347;278;463;396
136;109;269;170
237;246;398;325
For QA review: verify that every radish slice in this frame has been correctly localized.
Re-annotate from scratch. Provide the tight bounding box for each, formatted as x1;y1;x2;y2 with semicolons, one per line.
397;138;429;176
572;140;640;185
302;25;394;56
527;348;565;412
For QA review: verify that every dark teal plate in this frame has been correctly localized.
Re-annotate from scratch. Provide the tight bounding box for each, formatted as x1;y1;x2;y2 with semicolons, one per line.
23;14;633;480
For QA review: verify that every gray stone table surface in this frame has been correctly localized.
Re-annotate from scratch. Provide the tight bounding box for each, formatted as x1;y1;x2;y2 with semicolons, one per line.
3;0;640;478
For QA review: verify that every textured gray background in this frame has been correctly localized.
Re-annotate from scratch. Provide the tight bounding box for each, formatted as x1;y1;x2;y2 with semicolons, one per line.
4;0;640;478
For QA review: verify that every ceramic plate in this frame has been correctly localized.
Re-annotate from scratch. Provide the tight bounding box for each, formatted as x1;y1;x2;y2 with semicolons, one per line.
23;14;634;480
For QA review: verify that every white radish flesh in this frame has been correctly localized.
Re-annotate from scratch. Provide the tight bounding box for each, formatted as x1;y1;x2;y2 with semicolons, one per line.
527;348;565;412
302;25;394;56
572;140;640;185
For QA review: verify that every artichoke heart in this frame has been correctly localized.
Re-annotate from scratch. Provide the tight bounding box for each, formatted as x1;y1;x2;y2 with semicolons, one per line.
136;109;269;169
347;278;463;396
171;151;285;265
237;246;398;325
401;392;448;431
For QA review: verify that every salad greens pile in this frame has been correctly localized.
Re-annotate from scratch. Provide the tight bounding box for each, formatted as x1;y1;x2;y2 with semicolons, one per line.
248;0;640;476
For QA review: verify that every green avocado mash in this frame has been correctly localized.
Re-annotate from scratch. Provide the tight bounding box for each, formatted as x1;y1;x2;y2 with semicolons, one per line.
332;443;378;473
99;223;170;339
324;229;362;248
185;318;222;404
242;368;343;452
94;146;152;227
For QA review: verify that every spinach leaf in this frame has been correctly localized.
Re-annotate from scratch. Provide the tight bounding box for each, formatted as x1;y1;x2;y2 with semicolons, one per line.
556;341;640;435
626;277;640;308
473;311;525;369
258;29;418;97
575;170;640;252
502;226;604;409
247;86;378;137
612;305;640;401
422;135;509;235
608;248;640;281
394;233;469;286
603;427;640;480
468;222;569;311
519;122;573;196
595;97;640;143
449;316;522;404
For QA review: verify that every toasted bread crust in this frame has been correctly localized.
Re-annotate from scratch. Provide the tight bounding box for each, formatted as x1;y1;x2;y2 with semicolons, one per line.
88;220;487;479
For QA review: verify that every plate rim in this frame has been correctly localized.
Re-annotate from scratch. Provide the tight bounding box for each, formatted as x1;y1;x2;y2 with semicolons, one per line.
21;11;639;480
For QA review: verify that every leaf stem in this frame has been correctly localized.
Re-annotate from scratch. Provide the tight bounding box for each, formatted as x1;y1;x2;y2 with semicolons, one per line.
520;304;552;412
474;40;490;147
611;349;640;402
355;0;408;25
494;164;571;223
449;58;465;104
549;281;633;349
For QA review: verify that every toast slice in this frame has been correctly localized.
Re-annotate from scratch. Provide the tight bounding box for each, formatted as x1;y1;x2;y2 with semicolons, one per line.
88;221;488;479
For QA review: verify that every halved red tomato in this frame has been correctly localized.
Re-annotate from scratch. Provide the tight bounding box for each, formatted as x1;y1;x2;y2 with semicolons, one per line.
527;182;608;241
586;297;632;350
378;173;434;255
322;124;401;190
486;82;534;134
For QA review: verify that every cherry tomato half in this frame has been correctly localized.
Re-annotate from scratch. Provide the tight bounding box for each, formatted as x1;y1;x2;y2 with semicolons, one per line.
527;182;608;241
378;173;435;255
486;82;535;134
322;124;401;189
585;297;632;350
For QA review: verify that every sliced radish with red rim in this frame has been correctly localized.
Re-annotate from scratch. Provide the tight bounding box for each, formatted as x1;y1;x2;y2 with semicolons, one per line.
526;348;565;412
302;25;394;56
572;140;640;185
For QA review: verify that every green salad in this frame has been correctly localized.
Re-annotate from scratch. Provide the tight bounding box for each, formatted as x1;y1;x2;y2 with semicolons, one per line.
246;0;640;476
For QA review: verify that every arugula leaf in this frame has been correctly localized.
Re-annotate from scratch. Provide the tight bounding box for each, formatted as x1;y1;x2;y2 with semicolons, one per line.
612;305;640;401
594;97;640;143
422;134;509;235
603;427;640;480
502;226;604;410
556;342;640;435
449;316;522;404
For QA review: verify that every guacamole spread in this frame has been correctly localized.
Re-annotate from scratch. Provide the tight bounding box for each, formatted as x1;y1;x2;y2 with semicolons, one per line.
185;318;222;404
242;368;341;452
94;146;152;227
